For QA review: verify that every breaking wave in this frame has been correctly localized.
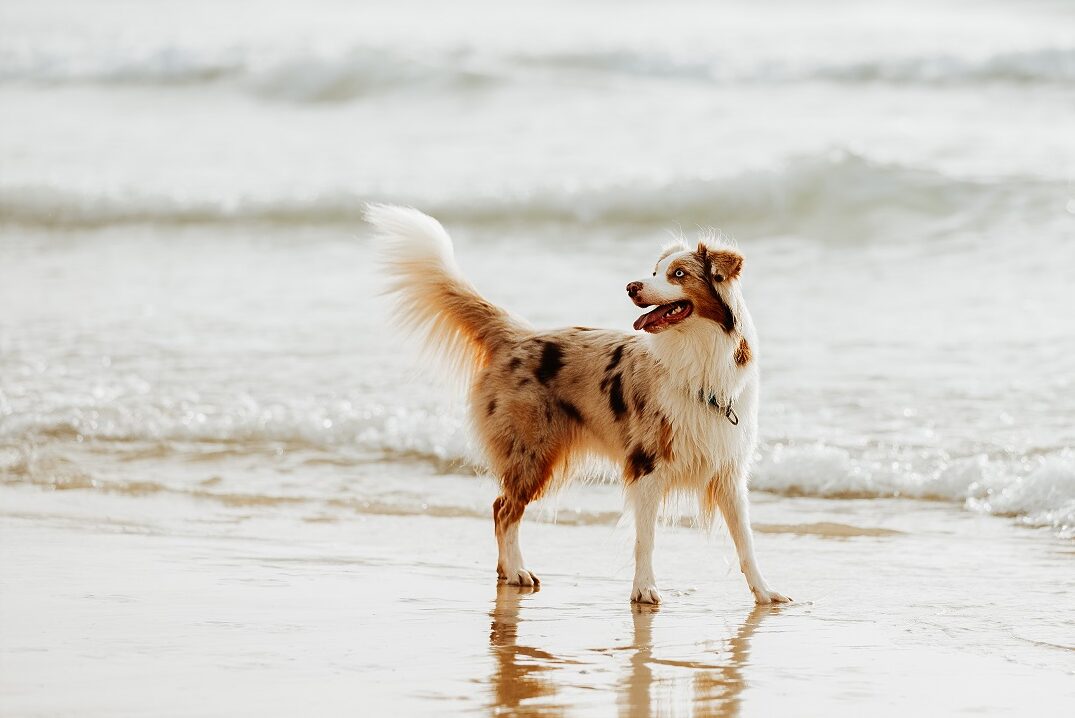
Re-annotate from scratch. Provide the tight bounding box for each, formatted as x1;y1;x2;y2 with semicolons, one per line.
753;444;1075;538
2;396;1072;537
0;152;1064;230
0;45;492;101
1;44;1072;101
523;46;1075;86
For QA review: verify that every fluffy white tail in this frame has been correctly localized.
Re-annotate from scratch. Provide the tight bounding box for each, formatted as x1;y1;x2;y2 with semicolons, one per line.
365;204;522;382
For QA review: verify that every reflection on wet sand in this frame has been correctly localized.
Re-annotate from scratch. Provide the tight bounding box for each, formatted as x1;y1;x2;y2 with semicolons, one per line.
689;606;775;718
488;584;779;717
621;604;660;718
619;604;776;718
488;585;565;717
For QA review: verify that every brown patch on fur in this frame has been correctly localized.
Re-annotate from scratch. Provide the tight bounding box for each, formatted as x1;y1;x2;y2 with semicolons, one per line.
492;496;508;579
734;337;752;366
494;494;526;532
515;447;565;505
487;399;497;416
697;466;740;528
493;496;525;532
508;357;522;371
665;254;700;282
625;446;656;483
699;294;735;332
658;417;675;462
699;477;724;529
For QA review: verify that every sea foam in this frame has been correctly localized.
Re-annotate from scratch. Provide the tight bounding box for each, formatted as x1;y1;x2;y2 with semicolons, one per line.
2;396;1072;537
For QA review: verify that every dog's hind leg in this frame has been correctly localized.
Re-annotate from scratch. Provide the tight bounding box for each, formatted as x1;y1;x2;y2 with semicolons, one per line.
627;482;662;604
492;452;556;587
713;475;791;605
493;493;539;587
484;403;568;586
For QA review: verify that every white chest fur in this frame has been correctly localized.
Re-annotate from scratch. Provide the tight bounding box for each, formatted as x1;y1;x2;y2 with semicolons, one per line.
646;316;760;484
658;375;758;483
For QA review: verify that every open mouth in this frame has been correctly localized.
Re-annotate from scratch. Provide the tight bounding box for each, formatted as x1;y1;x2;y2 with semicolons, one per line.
633;300;693;333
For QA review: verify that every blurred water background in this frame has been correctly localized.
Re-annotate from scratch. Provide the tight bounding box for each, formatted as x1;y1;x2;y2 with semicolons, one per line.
1;0;1073;537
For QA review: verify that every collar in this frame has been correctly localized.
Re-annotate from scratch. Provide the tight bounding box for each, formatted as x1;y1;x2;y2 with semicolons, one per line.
697;389;739;426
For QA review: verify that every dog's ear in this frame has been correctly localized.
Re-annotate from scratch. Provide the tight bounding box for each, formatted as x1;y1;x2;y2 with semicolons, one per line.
696;242;743;287
694;242;738;332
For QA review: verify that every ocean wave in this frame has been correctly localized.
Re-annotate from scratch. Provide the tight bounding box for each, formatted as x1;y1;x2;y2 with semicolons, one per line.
2;398;1072;537
0;153;1062;230
0;398;475;468
0;45;494;101
813;48;1075;85
526;47;1075;86
754;445;1075;536
1;44;1072;100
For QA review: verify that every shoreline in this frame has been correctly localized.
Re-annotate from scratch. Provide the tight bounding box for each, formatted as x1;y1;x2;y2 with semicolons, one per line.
2;483;1072;716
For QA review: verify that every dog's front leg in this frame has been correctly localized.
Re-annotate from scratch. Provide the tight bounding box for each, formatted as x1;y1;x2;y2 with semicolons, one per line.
716;477;791;604
628;483;661;604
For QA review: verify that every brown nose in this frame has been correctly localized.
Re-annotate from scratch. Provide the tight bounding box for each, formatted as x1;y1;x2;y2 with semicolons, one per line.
626;281;642;298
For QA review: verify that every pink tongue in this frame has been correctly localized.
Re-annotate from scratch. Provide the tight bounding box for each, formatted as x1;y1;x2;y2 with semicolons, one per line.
633;306;668;331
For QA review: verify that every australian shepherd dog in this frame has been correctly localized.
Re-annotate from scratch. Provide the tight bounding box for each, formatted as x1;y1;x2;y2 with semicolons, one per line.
366;205;790;605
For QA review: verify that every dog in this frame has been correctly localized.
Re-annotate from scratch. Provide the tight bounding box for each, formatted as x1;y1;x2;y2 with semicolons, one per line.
366;205;789;605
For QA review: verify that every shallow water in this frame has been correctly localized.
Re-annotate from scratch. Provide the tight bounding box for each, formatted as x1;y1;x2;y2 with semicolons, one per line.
3;217;1073;533
2;0;1073;538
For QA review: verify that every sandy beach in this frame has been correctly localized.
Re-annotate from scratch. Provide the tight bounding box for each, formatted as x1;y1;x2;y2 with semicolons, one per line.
3;482;1072;717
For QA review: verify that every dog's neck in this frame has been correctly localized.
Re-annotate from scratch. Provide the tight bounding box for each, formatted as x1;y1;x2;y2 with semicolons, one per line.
645;290;757;404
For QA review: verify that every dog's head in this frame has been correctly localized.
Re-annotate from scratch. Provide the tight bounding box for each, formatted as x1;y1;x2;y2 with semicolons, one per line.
626;240;743;334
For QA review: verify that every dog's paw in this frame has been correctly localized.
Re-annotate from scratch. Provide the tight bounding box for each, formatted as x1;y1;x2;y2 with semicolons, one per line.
751;586;791;605
501;568;540;587
631;584;662;605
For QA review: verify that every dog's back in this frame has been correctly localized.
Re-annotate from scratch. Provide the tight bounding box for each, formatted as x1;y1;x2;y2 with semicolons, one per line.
471;327;675;529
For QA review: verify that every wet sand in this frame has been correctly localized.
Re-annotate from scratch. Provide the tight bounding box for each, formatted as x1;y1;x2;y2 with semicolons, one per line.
1;485;1073;717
